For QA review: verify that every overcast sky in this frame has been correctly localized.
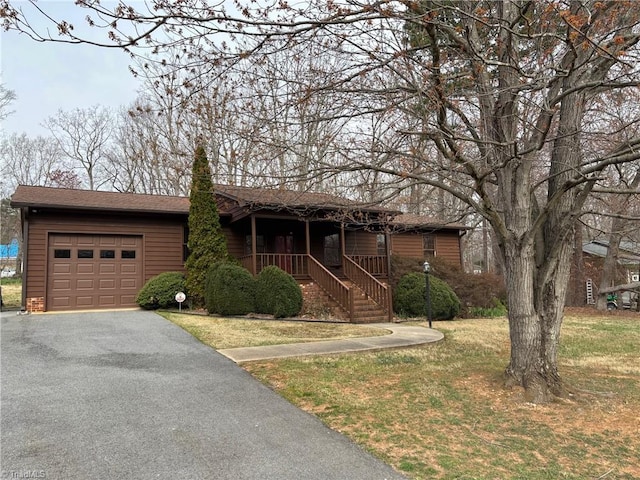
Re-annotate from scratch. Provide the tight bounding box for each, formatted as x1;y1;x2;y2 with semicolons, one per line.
1;1;143;137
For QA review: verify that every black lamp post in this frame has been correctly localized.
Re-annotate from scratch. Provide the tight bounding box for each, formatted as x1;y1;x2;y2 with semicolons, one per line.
423;260;432;328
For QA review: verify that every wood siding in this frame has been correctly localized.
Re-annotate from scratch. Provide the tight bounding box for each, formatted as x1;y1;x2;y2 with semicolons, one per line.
390;233;423;258
223;226;246;258
390;231;462;265
435;231;463;264
25;210;185;307
345;231;379;256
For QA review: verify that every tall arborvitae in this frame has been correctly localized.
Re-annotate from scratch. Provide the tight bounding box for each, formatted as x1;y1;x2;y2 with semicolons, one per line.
185;144;228;306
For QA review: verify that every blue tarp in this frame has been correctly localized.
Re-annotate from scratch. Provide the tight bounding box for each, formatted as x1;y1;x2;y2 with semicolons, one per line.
0;239;18;259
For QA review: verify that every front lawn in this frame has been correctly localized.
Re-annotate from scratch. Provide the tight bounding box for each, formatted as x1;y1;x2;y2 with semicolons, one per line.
160;311;387;349
243;312;639;479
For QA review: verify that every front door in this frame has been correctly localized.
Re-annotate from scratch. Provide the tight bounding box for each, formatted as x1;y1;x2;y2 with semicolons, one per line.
323;233;341;267
274;234;293;272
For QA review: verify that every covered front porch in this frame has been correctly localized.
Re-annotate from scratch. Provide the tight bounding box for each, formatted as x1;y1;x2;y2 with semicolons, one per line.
236;215;389;278
232;214;392;322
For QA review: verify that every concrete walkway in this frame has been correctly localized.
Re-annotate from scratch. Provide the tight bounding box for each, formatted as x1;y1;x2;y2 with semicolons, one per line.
218;323;444;363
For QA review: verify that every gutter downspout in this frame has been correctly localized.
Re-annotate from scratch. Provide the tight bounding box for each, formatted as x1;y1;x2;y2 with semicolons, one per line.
305;219;310;274
340;223;346;266
20;207;28;310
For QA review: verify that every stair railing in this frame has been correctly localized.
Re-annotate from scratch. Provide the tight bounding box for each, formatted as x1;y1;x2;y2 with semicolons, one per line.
308;255;354;322
344;255;392;322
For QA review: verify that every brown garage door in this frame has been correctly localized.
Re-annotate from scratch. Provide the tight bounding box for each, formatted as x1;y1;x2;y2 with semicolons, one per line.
47;234;143;311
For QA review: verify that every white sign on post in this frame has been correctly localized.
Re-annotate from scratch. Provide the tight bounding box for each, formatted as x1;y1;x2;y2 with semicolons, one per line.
175;292;186;311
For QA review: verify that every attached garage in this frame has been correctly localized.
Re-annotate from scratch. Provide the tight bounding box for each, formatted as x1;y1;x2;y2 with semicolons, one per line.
47;234;143;311
11;186;190;312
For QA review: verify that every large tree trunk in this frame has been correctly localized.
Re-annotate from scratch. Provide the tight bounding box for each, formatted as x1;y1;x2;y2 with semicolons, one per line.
537;230;575;399
500;32;587;401
502;241;544;398
502;233;574;403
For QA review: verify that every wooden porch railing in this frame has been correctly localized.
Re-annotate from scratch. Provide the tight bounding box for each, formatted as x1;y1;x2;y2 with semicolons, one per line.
239;253;390;322
308;255;354;322
344;255;393;322
348;255;388;276
240;254;309;277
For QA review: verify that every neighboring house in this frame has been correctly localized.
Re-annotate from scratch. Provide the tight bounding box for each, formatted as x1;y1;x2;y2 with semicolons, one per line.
582;239;640;282
11;185;468;321
581;239;640;306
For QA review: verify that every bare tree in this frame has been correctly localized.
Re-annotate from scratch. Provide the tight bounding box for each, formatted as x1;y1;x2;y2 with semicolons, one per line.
0;132;78;275
0;133;73;195
44;105;115;190
3;0;640;403
108;101;191;195
576;88;640;308
0;83;15;121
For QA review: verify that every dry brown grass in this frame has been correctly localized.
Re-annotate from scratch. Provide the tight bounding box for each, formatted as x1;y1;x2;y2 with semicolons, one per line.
160;311;387;349
0;279;21;309
244;311;640;479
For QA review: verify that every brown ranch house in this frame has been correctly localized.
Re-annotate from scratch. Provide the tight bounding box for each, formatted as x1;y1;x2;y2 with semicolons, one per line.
11;184;467;322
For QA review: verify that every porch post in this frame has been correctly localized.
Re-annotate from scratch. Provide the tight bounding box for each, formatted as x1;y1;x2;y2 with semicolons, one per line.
305;219;310;255
251;214;257;275
340;223;346;263
386;227;394;321
385;229;392;278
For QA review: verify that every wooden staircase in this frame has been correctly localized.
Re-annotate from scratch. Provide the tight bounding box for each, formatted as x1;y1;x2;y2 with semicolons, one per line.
305;255;392;323
348;283;389;323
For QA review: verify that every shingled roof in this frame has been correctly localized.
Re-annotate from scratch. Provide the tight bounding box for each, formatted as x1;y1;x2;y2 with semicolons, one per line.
391;213;469;231
11;185;190;215
10;185;463;230
213;185;358;210
11;184;397;216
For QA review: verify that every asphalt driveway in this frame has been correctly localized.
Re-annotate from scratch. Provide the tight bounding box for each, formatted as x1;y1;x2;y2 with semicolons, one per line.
1;310;406;480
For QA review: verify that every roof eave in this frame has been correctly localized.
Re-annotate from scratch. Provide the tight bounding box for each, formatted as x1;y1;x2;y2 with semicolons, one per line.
14;203;190;216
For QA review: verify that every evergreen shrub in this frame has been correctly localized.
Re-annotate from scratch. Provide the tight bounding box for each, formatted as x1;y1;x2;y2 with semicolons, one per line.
255;266;303;318
136;272;185;310
205;263;255;315
204;261;228;314
393;272;460;320
390;255;506;317
185;145;229;306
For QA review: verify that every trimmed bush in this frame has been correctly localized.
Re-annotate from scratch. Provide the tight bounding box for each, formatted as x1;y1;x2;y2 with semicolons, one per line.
136;272;186;310
205;263;255;315
393;272;460;320
204;261;228;313
255;266;303;318
390;255;506;317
